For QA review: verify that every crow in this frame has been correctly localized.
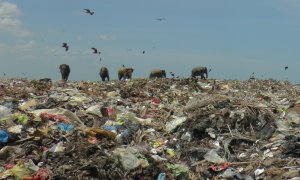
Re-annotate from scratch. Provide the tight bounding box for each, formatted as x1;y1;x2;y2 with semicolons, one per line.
84;9;94;15
285;66;288;70
91;47;101;54
62;43;69;51
156;18;165;21
169;72;175;77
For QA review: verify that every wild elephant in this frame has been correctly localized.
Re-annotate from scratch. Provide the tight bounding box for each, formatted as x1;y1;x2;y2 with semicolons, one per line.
118;67;134;80
191;66;208;79
99;67;110;81
149;69;166;78
59;64;70;81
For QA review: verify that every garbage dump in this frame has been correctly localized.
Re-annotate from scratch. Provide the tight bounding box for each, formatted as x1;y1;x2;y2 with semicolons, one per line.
0;77;299;179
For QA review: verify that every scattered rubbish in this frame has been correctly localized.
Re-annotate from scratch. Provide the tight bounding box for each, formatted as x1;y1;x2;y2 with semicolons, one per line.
0;78;298;179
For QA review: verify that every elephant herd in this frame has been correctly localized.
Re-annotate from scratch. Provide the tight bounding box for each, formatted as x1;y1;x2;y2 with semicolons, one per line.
59;64;208;81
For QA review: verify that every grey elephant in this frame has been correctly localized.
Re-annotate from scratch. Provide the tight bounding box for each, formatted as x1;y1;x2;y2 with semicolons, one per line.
99;67;110;81
149;69;166;78
191;66;208;79
59;64;70;81
118;67;134;80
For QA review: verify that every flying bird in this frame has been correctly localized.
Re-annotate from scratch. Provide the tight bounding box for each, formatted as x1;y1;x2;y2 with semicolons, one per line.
91;47;101;54
62;43;69;51
284;66;288;70
84;9;94;15
156;18;165;21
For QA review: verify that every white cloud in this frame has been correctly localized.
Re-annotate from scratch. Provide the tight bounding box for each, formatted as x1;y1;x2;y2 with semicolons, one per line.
273;0;300;17
0;2;33;37
76;36;82;41
0;43;9;53
97;34;116;40
0;41;35;54
11;40;35;53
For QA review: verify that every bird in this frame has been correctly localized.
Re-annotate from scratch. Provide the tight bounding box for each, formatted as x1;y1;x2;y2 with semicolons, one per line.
91;47;101;54
284;66;288;70
209;68;212;72
84;9;94;15
156;18;165;21
169;72;175;77
122;64;125;67
62;43;69;51
142;50;145;54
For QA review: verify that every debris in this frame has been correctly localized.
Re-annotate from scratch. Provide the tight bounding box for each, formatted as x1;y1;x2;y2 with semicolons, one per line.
0;78;298;179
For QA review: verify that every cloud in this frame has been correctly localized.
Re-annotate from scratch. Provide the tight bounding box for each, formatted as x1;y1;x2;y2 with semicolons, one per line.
0;43;9;53
273;0;300;17
97;34;116;40
12;40;35;53
0;2;33;37
0;41;35;54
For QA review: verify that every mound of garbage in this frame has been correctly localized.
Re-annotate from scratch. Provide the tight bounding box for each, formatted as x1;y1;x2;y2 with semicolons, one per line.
0;77;299;179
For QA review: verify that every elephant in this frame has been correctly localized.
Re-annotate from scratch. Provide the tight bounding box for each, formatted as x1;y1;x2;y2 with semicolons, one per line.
99;67;110;81
59;64;70;81
191;66;208;79
118;67;134;80
149;69;166;78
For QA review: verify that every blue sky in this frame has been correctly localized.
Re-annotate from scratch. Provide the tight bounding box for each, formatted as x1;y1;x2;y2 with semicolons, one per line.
0;0;299;83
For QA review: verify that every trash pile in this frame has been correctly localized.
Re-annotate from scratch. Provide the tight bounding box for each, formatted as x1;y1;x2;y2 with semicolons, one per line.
0;78;300;179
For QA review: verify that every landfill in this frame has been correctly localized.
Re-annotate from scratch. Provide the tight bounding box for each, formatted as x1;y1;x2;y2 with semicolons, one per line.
0;77;300;179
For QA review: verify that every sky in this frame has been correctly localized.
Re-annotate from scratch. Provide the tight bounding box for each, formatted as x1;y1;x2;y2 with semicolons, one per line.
0;0;299;83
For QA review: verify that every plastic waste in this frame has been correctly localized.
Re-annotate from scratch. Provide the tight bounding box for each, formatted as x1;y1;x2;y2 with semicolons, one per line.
166;148;176;157
166;163;189;180
157;172;166;180
25;159;39;172
116;111;152;125
87;137;98;144
7;125;23;134
0;130;9;143
221;167;235;178
49;142;65;153
112;148;140;170
181;132;192;141
254;168;264;177
85;128;116;140
286;111;300;125
15;113;29;125
209;163;230;171
32;108;85;127
57;123;74;132
204;150;226;164
0;105;11;119
151;155;167;161
0;105;13;124
165;116;187;132
18;99;37;111
6;163;13;169
10;161;31;180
